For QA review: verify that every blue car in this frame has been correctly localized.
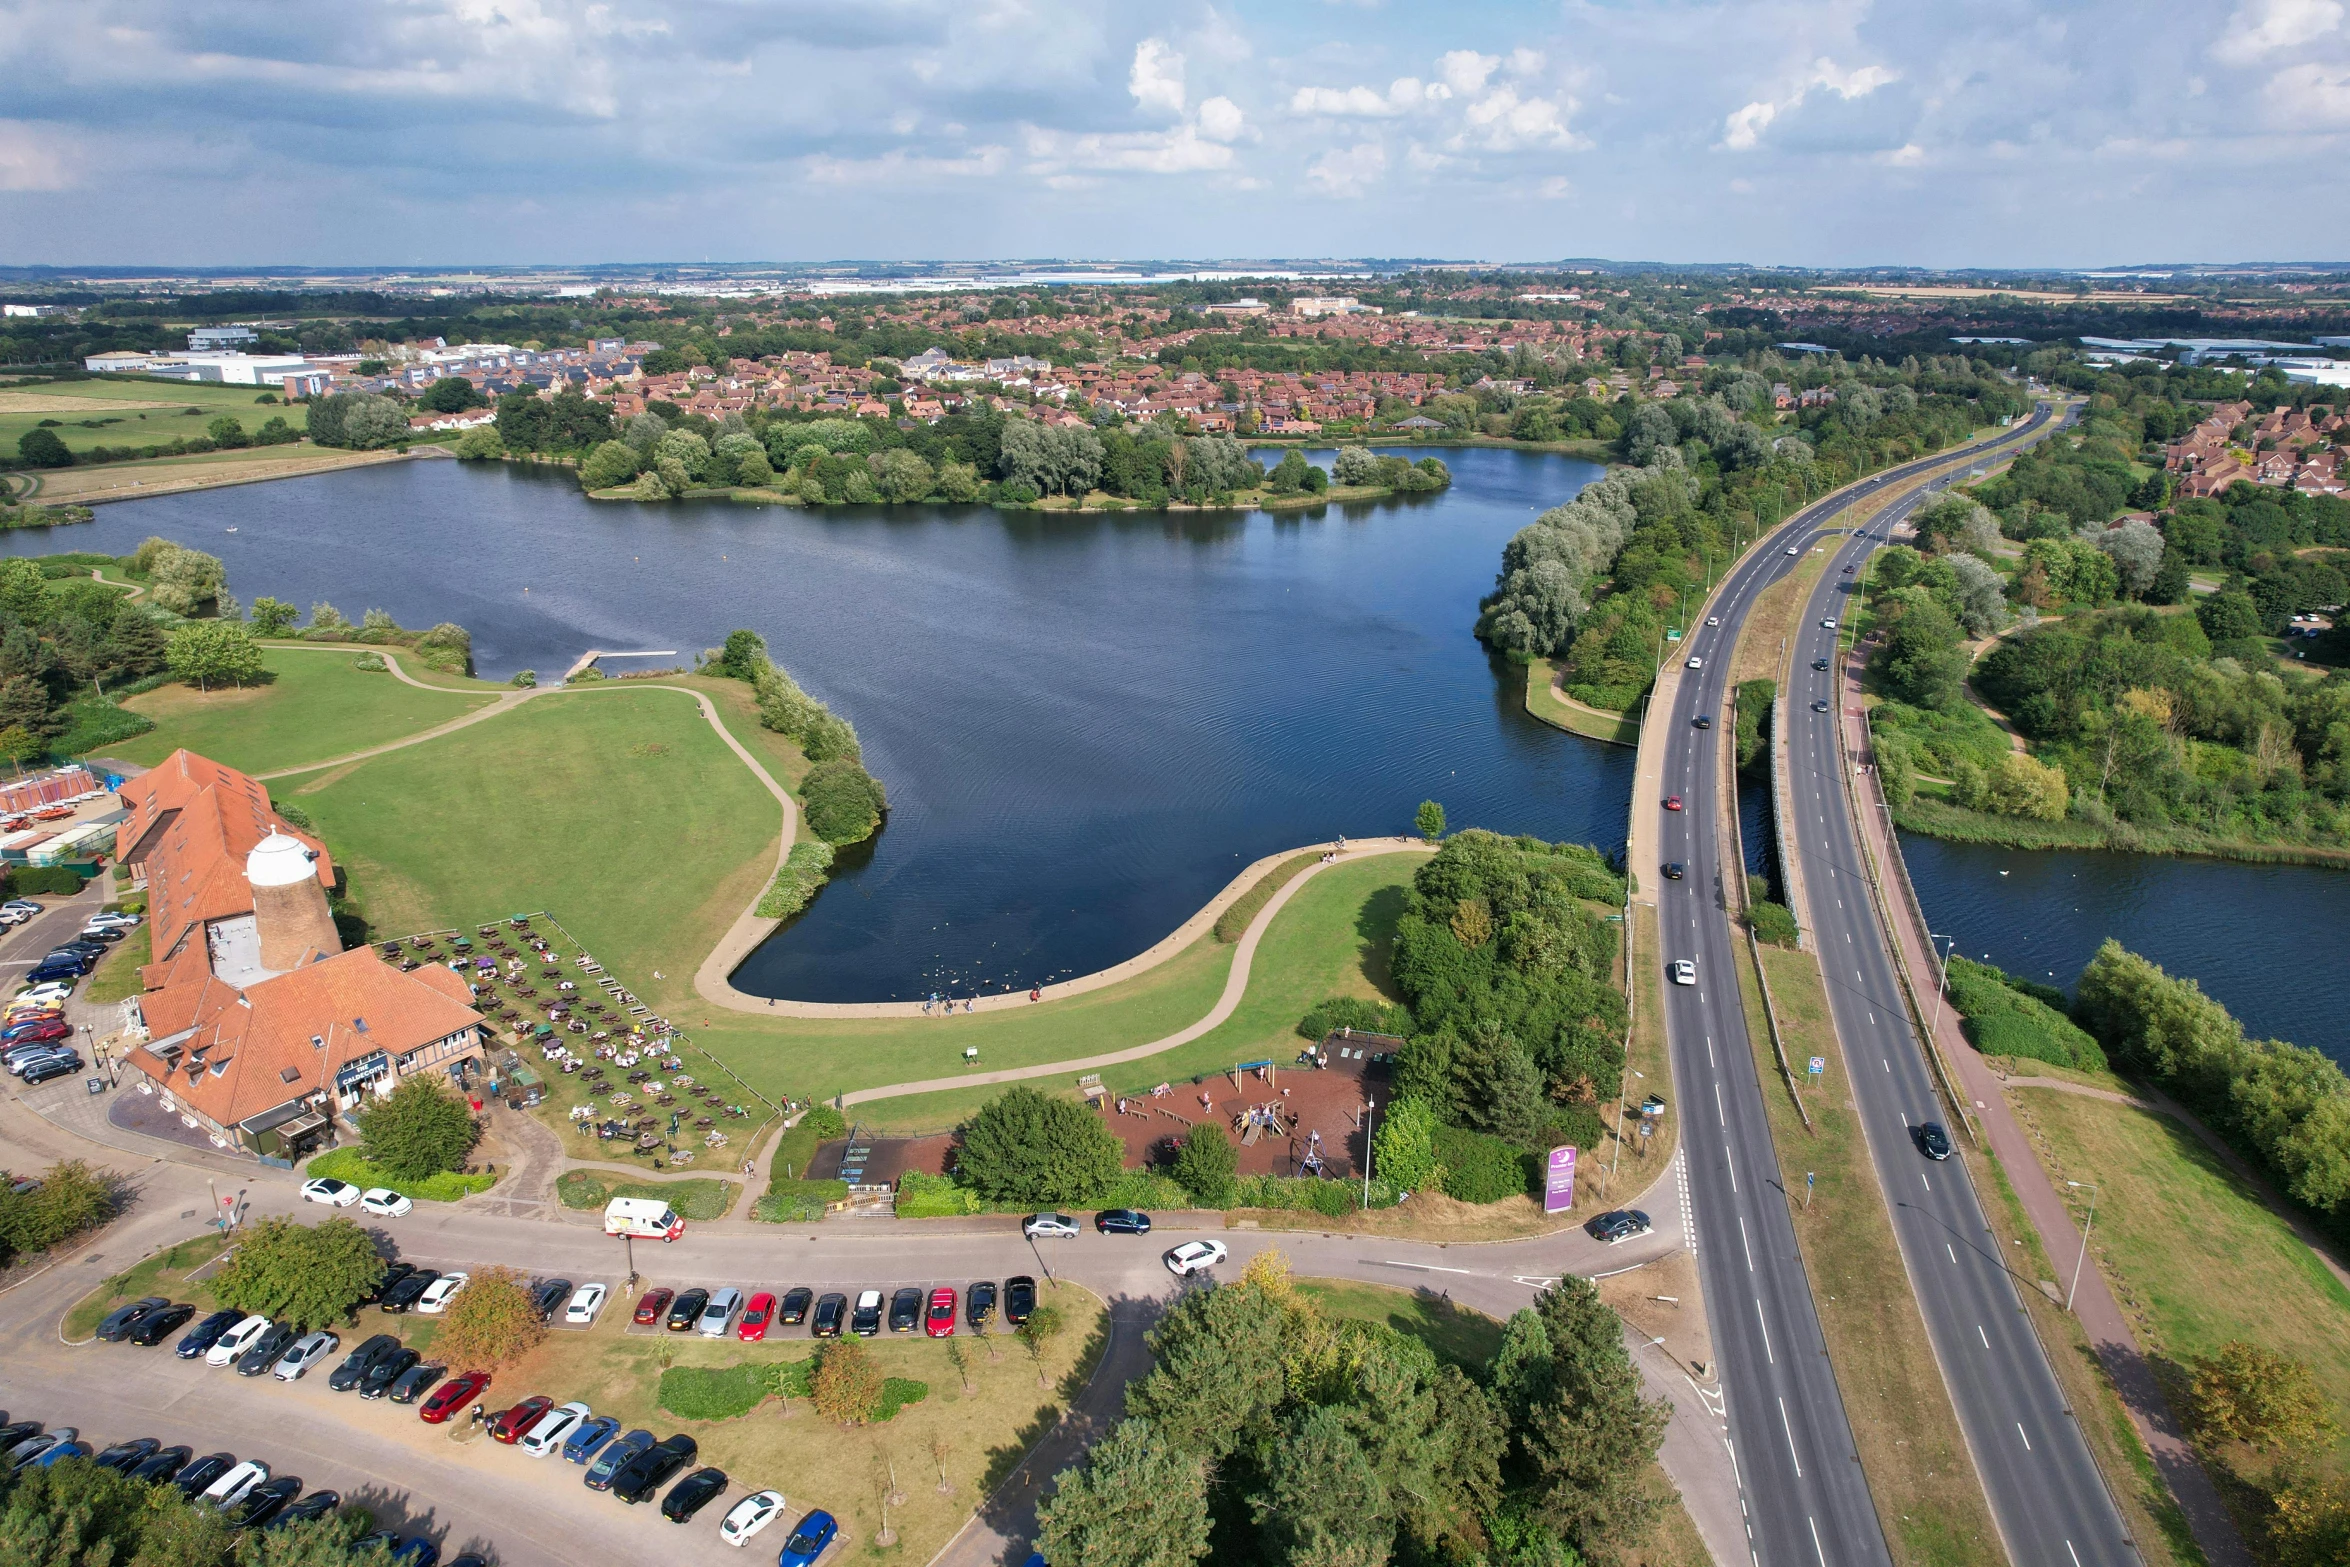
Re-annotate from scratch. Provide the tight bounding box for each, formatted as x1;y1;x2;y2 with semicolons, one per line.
584;1428;653;1491
776;1509;837;1567
562;1414;621;1464
178;1308;247;1360
390;1539;440;1567
32;1440;92;1469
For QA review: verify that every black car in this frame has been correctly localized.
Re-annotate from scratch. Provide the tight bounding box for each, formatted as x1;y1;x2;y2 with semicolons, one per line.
97;1296;172;1342
1916;1122;1954;1161
887;1287;922;1333
811;1292;846;1338
1693;714;1712;730
93;1437;161;1472
660;1465;728;1523
1811;657;1830;671
128;1303;196;1346
360;1348;422;1399
268;1491;339;1530
356;1262;416;1310
329;1334;403;1391
665;1288;709;1332
1094;1209;1152;1235
1662;862;1684;880
379;1270;439;1314
849;1292;883;1337
177;1308;245;1360
20;1053;82;1085
1005;1276;1036;1326
1587;1209;1654;1245
777;1287;813;1326
611;1434;697;1505
387;1361;445;1404
174;1453;238;1499
530;1278;573;1322
965;1281;998;1328
235;1321;301;1377
129;1445;194;1485
231;1476;302;1530
0;1422;37;1451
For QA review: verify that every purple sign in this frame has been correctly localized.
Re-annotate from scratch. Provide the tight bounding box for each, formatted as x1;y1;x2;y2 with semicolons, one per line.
1544;1145;1577;1213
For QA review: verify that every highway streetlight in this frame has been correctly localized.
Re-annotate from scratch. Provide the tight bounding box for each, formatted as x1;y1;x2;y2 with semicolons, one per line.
2064;1179;2101;1313
1927;932;1957;1048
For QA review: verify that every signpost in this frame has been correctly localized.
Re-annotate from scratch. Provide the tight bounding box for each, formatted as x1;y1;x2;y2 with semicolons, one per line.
1807;1056;1826;1085
1544;1145;1577;1214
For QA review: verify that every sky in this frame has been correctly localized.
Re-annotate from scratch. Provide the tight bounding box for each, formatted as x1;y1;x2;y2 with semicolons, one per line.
3;0;2348;270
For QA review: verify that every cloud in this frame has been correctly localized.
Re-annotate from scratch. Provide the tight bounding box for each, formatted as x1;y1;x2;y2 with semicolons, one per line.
1024;122;1234;176
1196;94;1247;142
0;120;77;191
1720;56;1901;150
1288;74;1452;117
1439;49;1498;97
1878;142;1926;166
803;143;1010;185
1457;83;1581;150
1307;139;1386;195
1129;37;1186;116
2263;59;2350;121
2213;0;2343;63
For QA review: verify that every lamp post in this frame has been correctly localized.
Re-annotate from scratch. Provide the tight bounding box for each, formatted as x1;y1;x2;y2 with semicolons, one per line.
1360;1098;1376;1210
1927;932;1956;1047
2064;1180;2100;1313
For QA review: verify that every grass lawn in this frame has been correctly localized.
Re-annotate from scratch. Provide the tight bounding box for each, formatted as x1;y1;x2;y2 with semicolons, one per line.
0;379;306;461
1294;1278;1505;1370
305;1147;496;1202
82;923;151;1005
64;1231;231;1340
553;1168;739;1220
108;648;497;775
1524;659;1640;746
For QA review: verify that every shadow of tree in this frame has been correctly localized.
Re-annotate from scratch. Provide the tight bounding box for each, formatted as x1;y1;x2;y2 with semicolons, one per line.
1354;883;1410;1002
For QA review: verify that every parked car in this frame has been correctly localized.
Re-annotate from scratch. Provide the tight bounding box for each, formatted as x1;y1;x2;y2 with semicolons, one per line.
359;1348;422;1399
737;1291;774;1341
849;1290;883;1337
415;1273;468;1314
661;1465;728;1523
129;1445;194;1485
359;1188;413;1219
1164;1239;1228;1276
32;1440;92;1470
231;1476;303;1530
718;1489;786;1546
563;1414;622;1465
357;1262;417;1309
418;1369;492;1424
632;1287;675;1327
235;1321;301;1377
565;1283;607;1325
584;1428;655;1491
491;1395;556;1444
128;1302;196;1346
93;1437;161;1472
528;1278;573;1322
1915;1122;1954;1161
776;1509;839;1567
1022;1213;1079;1239
206;1315;274;1369
664;1288;709;1332
268;1491;340;1531
389;1539;440;1567
173;1453;237;1498
380;1269;439;1314
811;1292;847;1339
611;1434;697;1505
201;1459;271;1509
386;1361;446;1404
965;1281;997;1327
519;1401;591;1458
7;1428;71;1469
18;1052;82;1085
1005;1276;1037;1327
1588;1209;1654;1245
273;1329;340;1381
75;923;127;943
85;912;141;931
178;1308;245;1359
1094;1209;1152;1235
887;1287;922;1333
96;1295;172;1341
777;1287;812;1326
697;1286;745;1338
0;1422;39;1453
3;899;43;916
329;1333;402;1392
924;1287;956;1337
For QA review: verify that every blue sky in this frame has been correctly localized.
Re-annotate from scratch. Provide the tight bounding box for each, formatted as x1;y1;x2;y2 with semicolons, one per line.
3;0;2346;269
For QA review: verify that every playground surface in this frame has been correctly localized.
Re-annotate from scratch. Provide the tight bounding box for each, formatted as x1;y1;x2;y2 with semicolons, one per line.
1096;1049;1391;1180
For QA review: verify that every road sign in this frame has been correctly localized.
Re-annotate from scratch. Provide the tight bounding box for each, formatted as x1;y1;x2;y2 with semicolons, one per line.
1807;1056;1826;1081
1664;628;1683;642
1543;1145;1577;1214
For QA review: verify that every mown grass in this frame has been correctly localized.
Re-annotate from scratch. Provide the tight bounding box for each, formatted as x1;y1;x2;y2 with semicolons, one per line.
1523;659;1640;746
0;379;308;459
554;1168;740;1221
306;1147;496;1202
63;1231;230;1340
1294;1278;1505;1370
110;648;496;775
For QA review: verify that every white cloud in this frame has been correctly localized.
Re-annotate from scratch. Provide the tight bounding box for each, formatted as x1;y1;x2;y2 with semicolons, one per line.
1812;59;1899;100
1289;75;1451;117
0;120;77;191
1720;56;1900;150
1129;37;1186;116
1196;94;1247;142
1722;99;1779;151
1879;142;1926;166
1536;174;1572;198
2213;0;2343;63
1307;139;1386;195
1025;122;1233;176
1439;49;1498;97
1457;84;1581;150
804;143;1010;185
2263;59;2350;121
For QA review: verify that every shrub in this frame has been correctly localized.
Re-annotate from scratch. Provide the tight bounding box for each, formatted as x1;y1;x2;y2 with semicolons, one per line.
8;866;84;896
1296;996;1413;1043
894;1170;982;1217
1747;900;1799;948
1432;1123;1532;1203
1230;1174;1364;1215
0;1159;117;1263
755;839;834;919
802;1104;847;1140
811;1338;885;1424
801;758;887;844
303;1148;495;1202
1944;957;2105;1072
753;1178;852;1222
958;1085;1124;1205
658;1358;810;1420
436;1263;545;1368
1171;1122;1237;1206
352;653;387;672
1372;1095;1440;1193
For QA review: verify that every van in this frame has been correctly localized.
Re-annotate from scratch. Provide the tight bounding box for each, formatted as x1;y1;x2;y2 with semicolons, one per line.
602;1196;684;1241
696;1287;744;1338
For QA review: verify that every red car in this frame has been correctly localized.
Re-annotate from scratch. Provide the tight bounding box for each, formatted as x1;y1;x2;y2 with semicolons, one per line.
4;1019;69;1044
632;1287;674;1327
1664;795;1684;812
490;1395;554;1444
924;1287;957;1338
738;1291;775;1342
418;1370;491;1424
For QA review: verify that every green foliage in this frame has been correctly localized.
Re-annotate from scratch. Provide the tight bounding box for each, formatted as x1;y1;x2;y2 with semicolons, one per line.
435;1262;544;1368
303;1148;493;1202
1943;956;2105;1071
1170;1121;1237;1206
248;596;299;636
208;1215;385;1329
1747;899;1799;948
552;1169;736;1220
811;1337;886;1424
0;1160;116;1265
1416;798;1447;841
1513;1279;1673;1558
1433;1123;1533;1202
164;616;261;693
893;1169;983;1217
1373;1094;1440;1193
658;1357;812;1419
1038;1417;1213;1567
354;1076;480;1182
2187;1340;2336;1453
1296;995;1413;1042
958;1085;1126;1205
752;1178;852;1222
799;756;887;844
1734;678;1775;771
16;427;73;467
755;839;835;920
132;537;227;615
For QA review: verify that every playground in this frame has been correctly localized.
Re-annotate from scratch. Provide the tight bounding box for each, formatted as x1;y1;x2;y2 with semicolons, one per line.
1094;1042;1393;1181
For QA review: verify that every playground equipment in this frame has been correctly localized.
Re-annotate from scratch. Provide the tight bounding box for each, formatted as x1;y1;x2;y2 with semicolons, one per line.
1235;1099;1290;1146
1298;1128;1327;1177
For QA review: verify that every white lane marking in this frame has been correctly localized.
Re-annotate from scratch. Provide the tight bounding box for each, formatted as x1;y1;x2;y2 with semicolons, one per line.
1882;1058;1889;1072
1756;1298;1775;1363
1922;1172;1933;1192
1716;1083;1726;1127
1728;1157;1738;1194
2066;1542;2082;1567
2018;1423;2032;1452
1978;1324;1990;1348
1740;1214;1754;1272
1810;1516;1829;1567
1707;1035;1716;1068
1380;1261;1479;1275
1947;1243;1957;1265
1780;1397;1803;1476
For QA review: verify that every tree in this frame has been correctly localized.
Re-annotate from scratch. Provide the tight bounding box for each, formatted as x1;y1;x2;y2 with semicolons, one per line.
713;628;768;680
1947;554;2013;637
16;427;72;467
811;1337;884;1424
1017;1302;1065;1386
337;395;412;451
654;428;711;481
453;425;503;461
2196;589;2264;644
206;415;249;449
249;596;299;637
1373;1095;1440;1193
435;1263;544;1367
208;1216;385;1328
1257;1404;1392;1564
1519;1278;1671;1558
166;620;265;692
1416;799;1447;842
356;1076;478;1182
2097;518;2166;598
0;723;31;775
134;537;227;615
958;1086;1124;1205
1334;445;1379;486
1879;594;1969;710
1036;1417;1211;1567
800;757;887;844
1170;1121;1237;1206
419;376;484;413
0;1159;116;1263
2189;1341;2337;1452
579;439;639;490
1123;1276;1290;1462
872;448;935;503
1982;751;2069;821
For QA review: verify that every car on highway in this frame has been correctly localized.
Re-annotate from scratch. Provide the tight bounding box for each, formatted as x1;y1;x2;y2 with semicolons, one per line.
1842;562;1856;573
177;1308;244;1360
236;1322;301;1377
584;1428;655;1491
419;1369;492;1423
1588;1209;1654;1245
94;1437;162;1472
128;1302;195;1345
386;1360;445;1404
491;1395;556;1445
206;1315;274;1369
529;1277;573;1322
1662;862;1684;880
1005;1275;1037;1327
1095;1208;1153;1234
661;1465;729;1523
965;1280;997;1327
1812;657;1830;671
298;1177;360;1208
1706;615;1720;626
1672;959;1696;986
273;1329;339;1381
520;1401;591;1458
173;1453;236;1498
1663;795;1683;811
1915;1121;1954;1161
97;1296;172;1342
611;1433;697;1505
1785;545;1800;556
201;1459;272;1509
329;1334;402;1392
269;1490;340;1531
698;1286;746;1337
416;1272;468;1314
1164;1239;1228;1276
1022;1212;1079;1239
360;1348;423;1400
737;1291;775;1340
1692;714;1711;729
1685;656;1702;671
777;1287;813;1326
925;1286;957;1337
130;1446;194;1484
1820;618;1838;629
566;1283;608;1325
888;1287;922;1332
17;1052;82;1085
850;1290;884;1337
380;1268;439;1314
1812;699;1829;713
232;1475;303;1530
563;1414;622;1465
665;1288;710;1332
718;1488;786;1546
632;1286;675;1326
811;1292;847;1338
359;1188;413;1219
775;1509;838;1567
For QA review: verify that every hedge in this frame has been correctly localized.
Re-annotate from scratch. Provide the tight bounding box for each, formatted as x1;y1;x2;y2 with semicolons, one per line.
1432;1123;1534;1203
893;1170;980;1217
552;1170;738;1220
752;1178;851;1222
1215;852;1319;942
1944;957;2105;1072
755;840;835;920
1747;899;1800;949
306;1147;495;1202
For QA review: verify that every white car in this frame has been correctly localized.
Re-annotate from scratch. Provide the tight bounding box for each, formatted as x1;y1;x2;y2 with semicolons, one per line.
15;982;72;1007
0;909;29;928
416;1272;468;1314
359;1188;412;1218
1684;657;1702;671
300;1177;360;1207
1820;618;1838;630
201;1459;270;1508
2;900;41;916
719;1490;787;1546
85;912;141;930
206;1314;273;1368
1672;959;1697;986
518;1400;590;1458
1785;545;1800;556
1022;1213;1080;1239
273;1329;339;1381
1163;1239;1229;1277
564;1283;607;1324
1705;616;1720;627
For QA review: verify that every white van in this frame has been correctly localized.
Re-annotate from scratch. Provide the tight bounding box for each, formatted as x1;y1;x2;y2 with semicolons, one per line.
602;1196;684;1241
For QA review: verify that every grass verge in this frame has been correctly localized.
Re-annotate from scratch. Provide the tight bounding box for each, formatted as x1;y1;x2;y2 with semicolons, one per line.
1523;659;1640;746
63;1231;230;1340
109;647;496;775
1294;1277;1505;1370
1891;797;2350;868
553;1168;740;1221
306;1147;497;1202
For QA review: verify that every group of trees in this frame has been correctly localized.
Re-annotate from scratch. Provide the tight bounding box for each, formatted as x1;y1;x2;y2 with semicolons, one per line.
0;1160;116;1267
0;1455;399;1567
710;630;888;846
355;1076;480;1181
0;551;177;756
304;392;412;451
1038;1252;1669;1567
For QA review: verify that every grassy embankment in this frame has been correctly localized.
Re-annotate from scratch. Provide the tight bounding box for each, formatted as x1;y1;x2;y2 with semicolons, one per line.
107;647;499;774
553;1168;740;1220
1522;658;1640;746
0;378;309;460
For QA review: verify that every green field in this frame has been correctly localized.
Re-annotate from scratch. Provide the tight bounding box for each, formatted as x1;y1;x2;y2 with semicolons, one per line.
108;648;498;774
1295;1277;1506;1370
1;377;310;460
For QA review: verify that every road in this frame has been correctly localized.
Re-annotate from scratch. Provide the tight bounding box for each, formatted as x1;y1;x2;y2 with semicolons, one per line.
1776;433;2138;1567
1652;407;2062;1567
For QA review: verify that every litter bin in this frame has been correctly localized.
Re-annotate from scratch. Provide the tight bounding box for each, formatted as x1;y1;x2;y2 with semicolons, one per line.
86;1076;105;1096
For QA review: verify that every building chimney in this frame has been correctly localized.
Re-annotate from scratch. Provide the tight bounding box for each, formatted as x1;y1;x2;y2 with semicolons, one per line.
246;829;339;972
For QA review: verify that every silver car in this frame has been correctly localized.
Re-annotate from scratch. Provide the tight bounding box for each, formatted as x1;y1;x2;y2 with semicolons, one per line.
697;1287;745;1338
273;1329;339;1381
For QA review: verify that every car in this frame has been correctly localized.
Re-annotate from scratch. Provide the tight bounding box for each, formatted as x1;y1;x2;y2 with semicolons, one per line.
174;1453;237;1498
31;1440;92;1470
128;1302;196;1346
415;1273;468;1314
698;1286;746;1337
359;1188;413;1219
328;1333;403;1392
1812;657;1830;671
529;1278;573;1322
2;1017;69;1044
1706;615;1720;626
633;1286;675;1326
1005;1276;1037;1327
1587;1209;1654;1245
519;1400;591;1458
273;1328;340;1381
777;1287;813;1326
231;1476;303;1530
201;1459;272;1509
738;1291;774;1340
1022;1213;1079;1239
1842;562;1856;573
6;1042;75;1074
1672;959;1697;986
719;1488;787;1546
360;1348;423;1399
18;1052;82;1085
301;1177;359;1207
386;1361;446;1404
418;1369;492;1423
235;1321;301;1377
76;924;127;943
887;1287;922;1333
3;899;42;915
663;1465;729;1523
1095;1209;1152;1235
206;1314;274;1368
1812;699;1829;713
380;1269;439;1313
924;1286;957;1337
850;1290;884;1337
389;1539;440;1567
1662;862;1684;880
1692;714;1712;729
1916;1122;1954;1161
356;1261;416;1309
965;1281;997;1327
1663;795;1683;812
85;911;141;930
1820;618;1838;629
665;1288;710;1332
811;1292;847;1338
1685;656;1703;671
96;1295;172;1341
268;1491;340;1531
611;1433;697;1504
16;979;75;1004
93;1437;162;1472
7;1428;71;1469
563;1413;622;1464
178;1308;244;1360
565;1283;608;1325
129;1445;194;1485
1164;1239;1229;1276
584;1428;655;1491
1786;545;1801;556
491;1395;556;1444
775;1509;839;1567
0;1422;38;1457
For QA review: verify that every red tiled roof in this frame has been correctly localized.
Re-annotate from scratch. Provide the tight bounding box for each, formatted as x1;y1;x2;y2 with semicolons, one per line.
115;751;333;971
